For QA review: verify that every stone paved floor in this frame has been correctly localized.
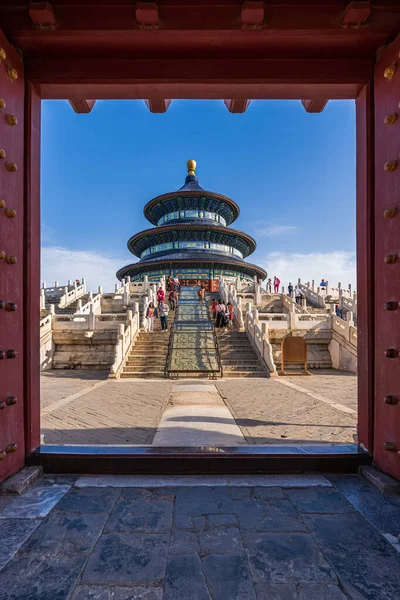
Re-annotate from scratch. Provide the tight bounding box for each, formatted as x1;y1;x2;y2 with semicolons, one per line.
216;371;357;445
0;474;399;599
42;372;172;445
41;370;356;446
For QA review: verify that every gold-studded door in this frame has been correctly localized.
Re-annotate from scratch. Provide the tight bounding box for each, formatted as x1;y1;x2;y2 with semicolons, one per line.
373;35;400;479
0;31;25;481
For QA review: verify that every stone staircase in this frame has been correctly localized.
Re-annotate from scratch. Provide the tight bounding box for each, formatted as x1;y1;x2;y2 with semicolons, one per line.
54;294;91;315
216;330;268;378
121;309;175;378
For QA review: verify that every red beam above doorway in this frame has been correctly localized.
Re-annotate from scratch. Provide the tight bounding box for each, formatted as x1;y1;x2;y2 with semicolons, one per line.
144;98;171;113
68;99;96;114
224;99;251;113
301;99;329;113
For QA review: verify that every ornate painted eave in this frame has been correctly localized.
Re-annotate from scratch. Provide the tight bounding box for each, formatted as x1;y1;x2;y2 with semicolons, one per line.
144;190;240;226
127;223;257;258
117;256;267;282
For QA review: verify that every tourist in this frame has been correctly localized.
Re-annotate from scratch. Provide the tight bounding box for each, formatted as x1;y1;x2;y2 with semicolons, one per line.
320;278;327;287
295;286;301;304
227;301;234;327
173;276;180;293
273;275;280;293
335;304;343;319
157;287;165;304
146;302;158;333
159;300;169;332
212;298;218;319
169;289;177;310
266;278;272;293
167;276;173;292
197;286;205;303
215;298;226;329
288;282;294;295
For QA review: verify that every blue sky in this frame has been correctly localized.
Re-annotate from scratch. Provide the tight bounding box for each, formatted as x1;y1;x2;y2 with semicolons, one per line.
41;99;356;291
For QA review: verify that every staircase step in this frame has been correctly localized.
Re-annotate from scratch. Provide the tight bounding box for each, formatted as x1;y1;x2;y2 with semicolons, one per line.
123;365;166;372
223;364;262;371
222;371;267;378
121;371;165;378
221;356;260;367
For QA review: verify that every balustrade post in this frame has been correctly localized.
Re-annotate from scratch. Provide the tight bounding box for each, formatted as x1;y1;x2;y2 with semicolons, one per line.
40;289;45;309
312;279;315;291
77;299;82;313
301;297;307;310
42;282;46;289
68;279;72;287
55;280;59;287
98;286;103;294
88;304;95;330
281;286;285;295
255;283;261;306
114;283;119;293
297;277;301;285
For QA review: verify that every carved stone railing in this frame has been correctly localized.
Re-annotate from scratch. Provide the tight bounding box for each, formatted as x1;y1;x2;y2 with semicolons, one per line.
244;304;276;374
218;276;244;329
41;279;87;309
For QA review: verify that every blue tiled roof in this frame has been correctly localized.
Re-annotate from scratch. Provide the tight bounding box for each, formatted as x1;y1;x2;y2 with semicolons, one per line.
178;174;205;192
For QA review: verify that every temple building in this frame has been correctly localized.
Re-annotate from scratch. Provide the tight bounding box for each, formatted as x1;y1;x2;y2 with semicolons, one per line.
117;160;266;290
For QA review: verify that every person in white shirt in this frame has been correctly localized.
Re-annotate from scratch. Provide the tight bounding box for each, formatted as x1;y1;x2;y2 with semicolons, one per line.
215;299;226;328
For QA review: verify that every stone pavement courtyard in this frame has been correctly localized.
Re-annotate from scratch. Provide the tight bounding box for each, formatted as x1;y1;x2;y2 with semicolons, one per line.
41;370;357;446
0;472;399;599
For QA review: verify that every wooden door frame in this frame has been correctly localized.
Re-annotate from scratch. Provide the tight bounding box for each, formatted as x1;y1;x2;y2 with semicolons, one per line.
21;66;375;470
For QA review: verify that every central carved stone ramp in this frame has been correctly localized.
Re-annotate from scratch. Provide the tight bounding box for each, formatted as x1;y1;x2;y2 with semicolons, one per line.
217;330;268;377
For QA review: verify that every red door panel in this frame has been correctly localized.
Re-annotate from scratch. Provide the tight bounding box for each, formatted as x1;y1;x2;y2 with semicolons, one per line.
374;35;400;479
0;30;25;481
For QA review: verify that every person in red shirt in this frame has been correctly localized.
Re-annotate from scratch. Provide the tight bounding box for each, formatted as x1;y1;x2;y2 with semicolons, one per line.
273;275;281;293
157;287;165;304
212;298;218;319
227;302;234;327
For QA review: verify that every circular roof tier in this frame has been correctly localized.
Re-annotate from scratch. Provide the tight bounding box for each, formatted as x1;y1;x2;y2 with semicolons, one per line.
127;223;256;259
144;161;240;226
117;255;267;282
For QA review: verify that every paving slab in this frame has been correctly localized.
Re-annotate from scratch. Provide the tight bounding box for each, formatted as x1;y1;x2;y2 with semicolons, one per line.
235;498;308;532
243;531;337;583
105;497;174;533
202;554;256;599
199;526;244;554
72;586;164;600
305;512;400;600
0;519;41;570
0;482;70;519
75;474;332;488
19;510;108;556
56;486;120;513
164;554;211;600
175;486;235;515
0;553;86;600
152;405;245;445
327;474;400;538
82;533;169;585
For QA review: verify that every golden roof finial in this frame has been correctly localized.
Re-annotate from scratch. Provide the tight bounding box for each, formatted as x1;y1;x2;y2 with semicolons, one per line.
187;159;196;176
